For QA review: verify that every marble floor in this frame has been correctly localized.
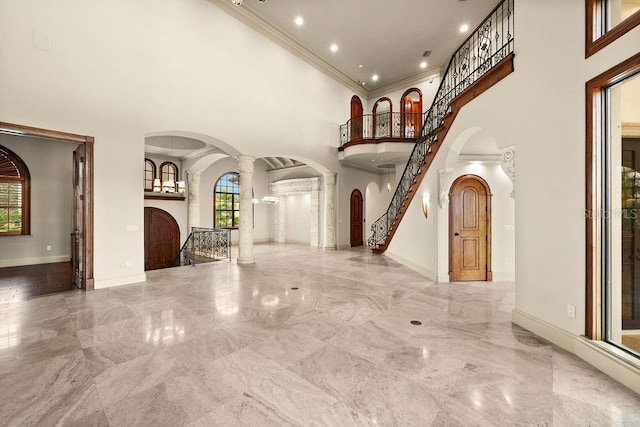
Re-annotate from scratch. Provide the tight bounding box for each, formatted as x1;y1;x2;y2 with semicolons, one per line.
1;243;639;426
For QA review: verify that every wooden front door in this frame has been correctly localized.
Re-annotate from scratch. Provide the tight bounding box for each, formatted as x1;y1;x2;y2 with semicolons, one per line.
144;207;180;271
449;175;492;281
350;189;364;247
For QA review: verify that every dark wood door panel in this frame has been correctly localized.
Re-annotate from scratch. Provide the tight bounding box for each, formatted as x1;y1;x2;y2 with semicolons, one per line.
144;207;180;271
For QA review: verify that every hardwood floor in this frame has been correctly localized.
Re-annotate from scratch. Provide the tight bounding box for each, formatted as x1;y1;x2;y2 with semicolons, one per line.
0;262;77;302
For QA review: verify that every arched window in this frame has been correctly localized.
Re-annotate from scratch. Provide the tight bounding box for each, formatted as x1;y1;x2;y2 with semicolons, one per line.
160;161;179;192
214;172;240;228
0;145;30;235
144;158;156;191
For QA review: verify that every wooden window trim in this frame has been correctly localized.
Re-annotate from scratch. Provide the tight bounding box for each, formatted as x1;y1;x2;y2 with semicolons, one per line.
144;158;156;191
159;161;179;183
585;51;640;339
586;0;640;58
0;145;31;235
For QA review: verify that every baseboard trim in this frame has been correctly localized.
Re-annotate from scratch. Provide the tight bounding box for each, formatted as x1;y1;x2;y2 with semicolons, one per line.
385;251;437;281
0;255;71;268
94;273;147;289
512;308;640;395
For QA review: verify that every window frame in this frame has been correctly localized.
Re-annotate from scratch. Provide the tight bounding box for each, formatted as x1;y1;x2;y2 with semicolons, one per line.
159;161;179;184
586;0;640;58
214;172;240;229
144;158;156;191
0;145;31;236
586;51;640;341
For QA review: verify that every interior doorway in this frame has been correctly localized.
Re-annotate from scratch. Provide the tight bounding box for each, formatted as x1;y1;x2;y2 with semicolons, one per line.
449;174;492;282
350;189;364;247
0;122;94;291
144;207;180;271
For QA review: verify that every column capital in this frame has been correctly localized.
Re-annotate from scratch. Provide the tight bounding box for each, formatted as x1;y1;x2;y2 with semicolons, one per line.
323;171;336;185
238;155;255;173
187;169;201;181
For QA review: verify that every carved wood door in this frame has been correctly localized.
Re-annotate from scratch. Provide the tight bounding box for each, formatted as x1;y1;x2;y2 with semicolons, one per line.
350;189;363;247
144;207;180;271
449;175;491;281
350;96;363;141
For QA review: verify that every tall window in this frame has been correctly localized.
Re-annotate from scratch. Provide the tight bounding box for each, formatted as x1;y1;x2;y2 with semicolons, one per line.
144;158;156;191
587;52;640;361
214;172;239;228
0;145;30;235
160;161;178;183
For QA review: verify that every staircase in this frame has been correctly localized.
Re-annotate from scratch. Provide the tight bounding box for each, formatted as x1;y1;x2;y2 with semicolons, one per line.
369;0;515;254
177;227;231;265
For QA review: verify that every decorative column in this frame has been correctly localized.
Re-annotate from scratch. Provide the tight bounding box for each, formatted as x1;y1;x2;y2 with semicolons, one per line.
310;187;320;247
238;156;255;264
500;147;516;198
187;170;201;231
323;172;337;250
273;196;286;243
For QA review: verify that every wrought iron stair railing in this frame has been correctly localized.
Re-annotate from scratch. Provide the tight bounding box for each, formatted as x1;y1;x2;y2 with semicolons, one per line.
177;227;231;265
368;0;514;249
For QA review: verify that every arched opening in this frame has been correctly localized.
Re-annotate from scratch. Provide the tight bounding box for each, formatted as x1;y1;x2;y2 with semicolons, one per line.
373;97;392;138
400;88;423;138
350;96;364;141
350;189;364;247
449;174;492;282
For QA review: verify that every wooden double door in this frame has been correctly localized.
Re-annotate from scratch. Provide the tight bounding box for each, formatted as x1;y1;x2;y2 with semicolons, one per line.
449;175;492;282
144;207;180;271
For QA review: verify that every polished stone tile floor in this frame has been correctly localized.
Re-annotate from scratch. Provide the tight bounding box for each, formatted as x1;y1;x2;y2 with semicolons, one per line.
1;243;639;426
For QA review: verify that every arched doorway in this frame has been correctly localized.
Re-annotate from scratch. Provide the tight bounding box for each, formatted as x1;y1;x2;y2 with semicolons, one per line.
350;189;364;247
144;207;180;271
373;97;392;138
350;96;364;141
449;175;492;282
400;88;422;138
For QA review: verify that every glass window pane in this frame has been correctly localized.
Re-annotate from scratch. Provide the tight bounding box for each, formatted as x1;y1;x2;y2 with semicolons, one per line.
0;183;8;206
8;208;21;232
0;209;8;232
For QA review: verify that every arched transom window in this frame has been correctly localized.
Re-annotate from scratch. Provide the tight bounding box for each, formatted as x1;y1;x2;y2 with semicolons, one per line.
144;158;156;191
214;172;240;228
0;145;30;235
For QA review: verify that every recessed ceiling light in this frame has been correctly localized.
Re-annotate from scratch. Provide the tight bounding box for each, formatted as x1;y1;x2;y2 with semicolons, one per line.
460;23;469;33
420;61;428;69
330;44;338;52
294;16;304;26
358;64;363;68
361;81;366;86
372;74;379;81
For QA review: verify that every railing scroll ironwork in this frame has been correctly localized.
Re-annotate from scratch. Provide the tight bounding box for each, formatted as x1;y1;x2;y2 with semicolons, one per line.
367;0;514;248
178;227;231;265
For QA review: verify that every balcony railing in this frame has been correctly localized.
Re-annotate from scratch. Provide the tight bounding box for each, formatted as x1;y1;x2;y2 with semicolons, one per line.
339;112;424;147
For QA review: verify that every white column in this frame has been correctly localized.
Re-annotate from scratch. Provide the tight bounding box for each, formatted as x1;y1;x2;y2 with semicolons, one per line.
310;189;319;247
187;170;201;232
238;156;255;264
274;196;286;243
323;172;337;250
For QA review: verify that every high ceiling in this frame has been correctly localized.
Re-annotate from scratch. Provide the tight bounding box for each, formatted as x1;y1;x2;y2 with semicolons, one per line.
230;0;498;92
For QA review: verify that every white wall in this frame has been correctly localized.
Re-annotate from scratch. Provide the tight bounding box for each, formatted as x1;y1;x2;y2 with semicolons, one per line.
366;76;441;115
0;0;356;286
285;194;311;244
0;135;76;267
622;73;640;123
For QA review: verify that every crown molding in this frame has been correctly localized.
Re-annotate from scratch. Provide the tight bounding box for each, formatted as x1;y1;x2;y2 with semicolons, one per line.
367;67;442;99
208;0;368;98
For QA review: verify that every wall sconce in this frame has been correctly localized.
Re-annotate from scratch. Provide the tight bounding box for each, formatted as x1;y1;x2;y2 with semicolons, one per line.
422;194;429;219
153;179;161;192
